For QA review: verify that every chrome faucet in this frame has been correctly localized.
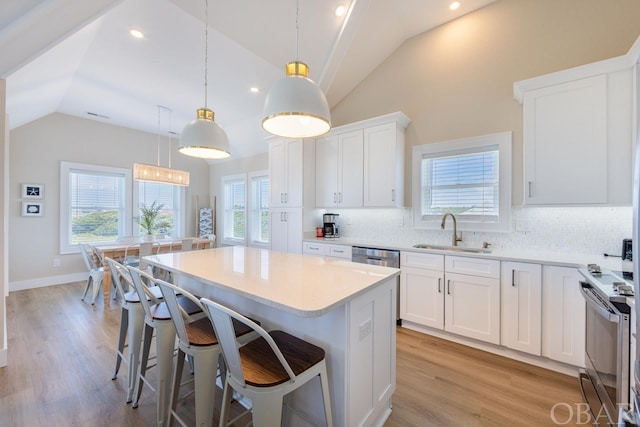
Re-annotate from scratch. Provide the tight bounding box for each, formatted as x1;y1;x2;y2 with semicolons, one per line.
441;213;462;246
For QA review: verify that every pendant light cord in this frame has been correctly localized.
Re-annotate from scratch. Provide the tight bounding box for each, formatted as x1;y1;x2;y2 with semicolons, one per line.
295;0;299;61
204;0;209;109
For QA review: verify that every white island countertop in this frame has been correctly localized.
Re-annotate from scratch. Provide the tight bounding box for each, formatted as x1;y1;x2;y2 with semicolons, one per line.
145;246;400;318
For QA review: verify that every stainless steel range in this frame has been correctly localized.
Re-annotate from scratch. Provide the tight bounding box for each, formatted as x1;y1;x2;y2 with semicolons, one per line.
578;266;633;426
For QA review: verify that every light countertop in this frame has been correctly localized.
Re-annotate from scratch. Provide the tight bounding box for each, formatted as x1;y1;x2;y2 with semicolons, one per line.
144;246;400;318
304;237;626;271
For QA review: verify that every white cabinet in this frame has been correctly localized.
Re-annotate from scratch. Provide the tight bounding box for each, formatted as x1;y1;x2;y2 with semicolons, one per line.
501;262;542;356
303;241;352;260
315;130;363;208
542;266;585;367
400;252;499;345
400;252;444;329
444;256;501;345
363;122;405;207
314;111;410;209
522;75;607;205
270;208;302;254
269;138;303;208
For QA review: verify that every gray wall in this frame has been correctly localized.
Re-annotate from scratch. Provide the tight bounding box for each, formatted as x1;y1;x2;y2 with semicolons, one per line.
8;113;211;288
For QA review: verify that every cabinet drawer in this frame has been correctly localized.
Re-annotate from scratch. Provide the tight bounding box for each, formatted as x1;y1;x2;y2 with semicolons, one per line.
445;256;500;278
329;245;352;259
303;242;329;256
401;251;444;270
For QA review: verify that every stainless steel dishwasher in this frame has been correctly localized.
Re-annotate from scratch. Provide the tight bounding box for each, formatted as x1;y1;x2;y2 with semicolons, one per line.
352;246;401;322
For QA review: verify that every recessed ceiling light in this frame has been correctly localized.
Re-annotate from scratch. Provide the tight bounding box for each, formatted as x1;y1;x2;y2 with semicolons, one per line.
250;87;260;93
335;5;345;17
129;29;144;39
449;2;461;11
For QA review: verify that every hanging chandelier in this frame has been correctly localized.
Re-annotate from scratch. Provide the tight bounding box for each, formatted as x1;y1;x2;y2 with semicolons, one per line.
262;0;331;139
179;0;230;159
134;106;190;186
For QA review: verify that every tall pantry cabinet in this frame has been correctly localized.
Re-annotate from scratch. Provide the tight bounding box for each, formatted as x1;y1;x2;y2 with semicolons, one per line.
268;137;315;254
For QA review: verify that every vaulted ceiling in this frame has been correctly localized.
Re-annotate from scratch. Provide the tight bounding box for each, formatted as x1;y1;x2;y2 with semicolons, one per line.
1;0;494;159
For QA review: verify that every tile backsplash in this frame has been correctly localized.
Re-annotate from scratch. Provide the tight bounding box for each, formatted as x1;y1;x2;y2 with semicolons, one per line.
329;206;632;256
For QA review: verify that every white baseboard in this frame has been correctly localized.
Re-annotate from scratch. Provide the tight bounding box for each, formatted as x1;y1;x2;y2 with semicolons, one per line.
9;272;87;292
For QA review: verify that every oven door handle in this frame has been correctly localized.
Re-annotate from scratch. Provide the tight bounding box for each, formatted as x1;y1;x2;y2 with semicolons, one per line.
579;282;620;323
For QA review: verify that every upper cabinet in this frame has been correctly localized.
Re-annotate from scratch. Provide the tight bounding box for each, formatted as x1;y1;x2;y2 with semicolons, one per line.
315;112;410;209
269;138;303;208
315;130;364;208
514;43;637;206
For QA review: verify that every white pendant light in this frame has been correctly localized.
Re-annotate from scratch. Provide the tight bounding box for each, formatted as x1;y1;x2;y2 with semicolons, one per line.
262;0;331;139
179;0;230;160
135;106;190;186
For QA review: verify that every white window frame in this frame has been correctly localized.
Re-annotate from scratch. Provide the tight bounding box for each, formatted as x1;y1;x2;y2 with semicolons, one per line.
132;181;186;238
221;173;248;246
60;161;133;254
248;170;270;249
412;131;512;232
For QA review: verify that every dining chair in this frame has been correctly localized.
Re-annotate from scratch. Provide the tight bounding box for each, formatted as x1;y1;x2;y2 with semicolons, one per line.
200;298;333;427
155;280;257;427
80;244;105;304
127;265;202;427
105;257;162;403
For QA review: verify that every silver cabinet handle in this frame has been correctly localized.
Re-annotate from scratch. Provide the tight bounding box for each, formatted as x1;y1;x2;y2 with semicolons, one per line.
339;192;343;203
438;277;442;293
512;270;516;287
285;193;288;203
284;212;288;222
280;212;284;221
447;279;451;295
308;246;319;251
334;249;344;253
528;181;533;198
334;192;337;203
280;193;284;203
391;189;395;202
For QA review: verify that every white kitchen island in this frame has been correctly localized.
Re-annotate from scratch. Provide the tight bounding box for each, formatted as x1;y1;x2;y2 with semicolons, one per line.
144;246;400;427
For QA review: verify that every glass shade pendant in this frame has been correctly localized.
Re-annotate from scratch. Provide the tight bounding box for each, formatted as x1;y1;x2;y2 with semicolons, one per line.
262;0;331;139
262;61;331;138
179;0;230;159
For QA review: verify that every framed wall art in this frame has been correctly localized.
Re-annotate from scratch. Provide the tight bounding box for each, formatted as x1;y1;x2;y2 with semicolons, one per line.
22;183;44;199
22;202;43;217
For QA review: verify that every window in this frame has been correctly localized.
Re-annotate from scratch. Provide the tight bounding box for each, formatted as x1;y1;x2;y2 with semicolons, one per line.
249;171;270;247
221;171;270;247
222;174;247;245
413;132;511;232
60;161;132;254
134;181;185;237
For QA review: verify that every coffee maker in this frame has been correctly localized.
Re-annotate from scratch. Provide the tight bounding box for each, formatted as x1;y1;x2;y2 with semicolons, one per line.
323;213;339;238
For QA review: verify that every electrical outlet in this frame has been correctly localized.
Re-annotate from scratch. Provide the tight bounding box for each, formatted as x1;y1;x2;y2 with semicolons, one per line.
52;258;61;268
359;319;372;341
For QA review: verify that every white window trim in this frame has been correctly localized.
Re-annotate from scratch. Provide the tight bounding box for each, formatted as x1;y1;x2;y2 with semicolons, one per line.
60;161;133;254
248;170;270;249
412;131;512;232
132;182;186;238
221;173;248;246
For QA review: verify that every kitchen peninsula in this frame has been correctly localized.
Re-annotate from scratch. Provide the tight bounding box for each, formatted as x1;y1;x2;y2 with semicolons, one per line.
145;246;400;427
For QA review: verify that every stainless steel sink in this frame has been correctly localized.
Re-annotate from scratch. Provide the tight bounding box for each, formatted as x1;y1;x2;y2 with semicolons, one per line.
412;243;492;254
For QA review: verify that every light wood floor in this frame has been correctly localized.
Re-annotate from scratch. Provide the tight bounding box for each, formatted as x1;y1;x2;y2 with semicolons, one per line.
0;282;584;426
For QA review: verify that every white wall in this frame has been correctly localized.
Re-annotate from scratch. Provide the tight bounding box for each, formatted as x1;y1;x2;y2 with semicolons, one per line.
8;113;211;289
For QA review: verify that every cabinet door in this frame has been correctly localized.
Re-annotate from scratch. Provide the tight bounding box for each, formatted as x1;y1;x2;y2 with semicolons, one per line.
501;262;542;356
400;266;444;329
541;266;585;367
285;139;303;207
338;130;363;207
444;272;500;344
315;135;339;207
284;208;303;254
523;75;607;205
364;122;401;207
269;209;288;252
303;241;329;257
269;140;287;208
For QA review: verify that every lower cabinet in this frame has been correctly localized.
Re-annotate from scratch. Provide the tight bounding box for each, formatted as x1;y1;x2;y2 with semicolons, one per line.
501;262;542;356
302;241;352;260
541;265;586;367
400;253;500;345
270;208;303;254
